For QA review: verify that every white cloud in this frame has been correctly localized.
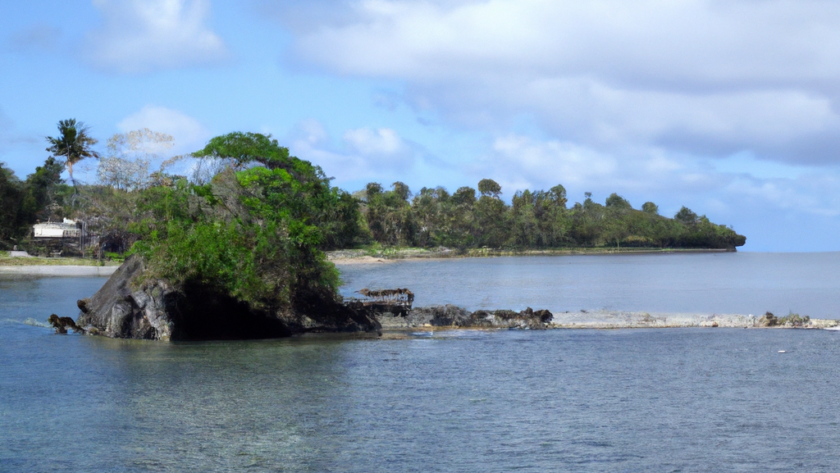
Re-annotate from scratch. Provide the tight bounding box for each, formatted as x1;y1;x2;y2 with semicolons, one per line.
282;0;840;165
343;127;407;157
117;105;208;149
84;0;229;74
286;120;417;184
470;133;840;222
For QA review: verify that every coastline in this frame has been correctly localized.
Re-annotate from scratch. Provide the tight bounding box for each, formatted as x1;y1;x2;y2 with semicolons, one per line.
0;265;119;277
328;247;733;264
376;309;839;331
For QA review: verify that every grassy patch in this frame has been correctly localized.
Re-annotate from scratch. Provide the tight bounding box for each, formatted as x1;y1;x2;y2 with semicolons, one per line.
0;257;120;267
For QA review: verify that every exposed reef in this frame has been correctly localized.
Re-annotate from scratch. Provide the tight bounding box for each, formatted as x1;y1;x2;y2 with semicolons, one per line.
375;305;554;329
372;307;838;330
75;256;380;341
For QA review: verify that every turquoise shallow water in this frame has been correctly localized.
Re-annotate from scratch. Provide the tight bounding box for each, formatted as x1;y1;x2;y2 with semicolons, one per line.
3;253;840;471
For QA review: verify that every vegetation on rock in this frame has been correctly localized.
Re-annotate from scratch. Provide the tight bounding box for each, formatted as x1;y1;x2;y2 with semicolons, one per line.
128;132;362;312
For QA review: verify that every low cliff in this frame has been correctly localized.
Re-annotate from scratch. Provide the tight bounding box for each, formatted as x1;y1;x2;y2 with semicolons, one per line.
76;256;380;341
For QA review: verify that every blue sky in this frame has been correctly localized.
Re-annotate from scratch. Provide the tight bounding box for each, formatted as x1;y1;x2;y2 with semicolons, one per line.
2;0;840;251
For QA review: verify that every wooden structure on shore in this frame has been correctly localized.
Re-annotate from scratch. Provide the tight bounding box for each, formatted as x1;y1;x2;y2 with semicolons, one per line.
350;288;415;316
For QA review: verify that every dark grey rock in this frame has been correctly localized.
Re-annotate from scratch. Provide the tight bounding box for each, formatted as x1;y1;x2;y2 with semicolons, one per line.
375;304;553;330
77;255;380;341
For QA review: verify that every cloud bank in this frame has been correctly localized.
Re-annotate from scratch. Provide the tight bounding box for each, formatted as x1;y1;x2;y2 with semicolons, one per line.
287;119;420;185
280;0;840;166
84;0;229;74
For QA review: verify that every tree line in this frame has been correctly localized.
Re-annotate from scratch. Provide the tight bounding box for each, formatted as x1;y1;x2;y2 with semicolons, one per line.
354;180;745;250
0;123;745;254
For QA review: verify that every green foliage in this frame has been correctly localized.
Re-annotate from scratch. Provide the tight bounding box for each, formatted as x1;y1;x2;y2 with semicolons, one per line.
0;158;72;249
642;202;659;214
605;193;632;209
104;252;126;262
478;179;502;198
0;163;26;248
363;181;417;246
23;157;66;219
193;132;291;170
127;133;364;311
675;206;698;225
355;183;745;250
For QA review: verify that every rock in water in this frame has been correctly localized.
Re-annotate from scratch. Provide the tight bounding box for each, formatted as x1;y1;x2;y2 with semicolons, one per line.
375;304;553;329
76;255;380;341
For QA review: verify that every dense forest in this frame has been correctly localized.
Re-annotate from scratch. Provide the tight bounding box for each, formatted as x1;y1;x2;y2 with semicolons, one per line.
0;125;746;258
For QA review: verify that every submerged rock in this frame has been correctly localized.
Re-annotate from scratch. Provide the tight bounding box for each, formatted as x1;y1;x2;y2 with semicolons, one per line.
76;255;380;341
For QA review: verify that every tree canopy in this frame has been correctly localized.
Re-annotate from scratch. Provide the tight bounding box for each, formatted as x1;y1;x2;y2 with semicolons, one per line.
45;119;100;184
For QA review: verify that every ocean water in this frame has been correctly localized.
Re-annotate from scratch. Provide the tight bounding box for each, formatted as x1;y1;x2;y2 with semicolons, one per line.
338;252;840;317
3;253;840;471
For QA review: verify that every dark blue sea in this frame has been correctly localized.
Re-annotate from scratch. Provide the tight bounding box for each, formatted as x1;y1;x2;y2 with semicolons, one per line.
2;253;840;472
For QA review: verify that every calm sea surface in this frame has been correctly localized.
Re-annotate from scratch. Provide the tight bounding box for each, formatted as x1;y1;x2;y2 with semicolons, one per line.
339;252;840;317
3;252;840;472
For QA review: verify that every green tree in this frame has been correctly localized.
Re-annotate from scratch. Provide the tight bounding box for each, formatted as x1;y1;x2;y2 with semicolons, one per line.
192;132;290;170
478;178;502;198
23;157;65;219
605;193;632;209
45;119;100;186
641;202;659;214
129;132;352;312
0;162;25;248
474;180;507;247
191;132;365;249
548;184;568;208
674;206;698;225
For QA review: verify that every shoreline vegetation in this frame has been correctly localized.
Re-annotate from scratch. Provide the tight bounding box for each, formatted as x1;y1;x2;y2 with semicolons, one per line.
3;130;745;261
327;246;732;263
0;246;729;269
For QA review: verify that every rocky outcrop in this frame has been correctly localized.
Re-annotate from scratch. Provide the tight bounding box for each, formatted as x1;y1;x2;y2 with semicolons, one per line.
375;305;553;329
76;255;380;341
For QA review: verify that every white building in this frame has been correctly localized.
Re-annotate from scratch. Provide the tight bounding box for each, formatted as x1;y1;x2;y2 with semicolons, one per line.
33;219;81;238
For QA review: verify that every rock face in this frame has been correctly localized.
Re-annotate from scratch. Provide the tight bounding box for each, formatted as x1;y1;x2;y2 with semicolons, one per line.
375;305;553;329
77;256;380;341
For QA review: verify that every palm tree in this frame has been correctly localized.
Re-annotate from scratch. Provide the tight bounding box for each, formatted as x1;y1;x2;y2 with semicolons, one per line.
45;119;100;186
